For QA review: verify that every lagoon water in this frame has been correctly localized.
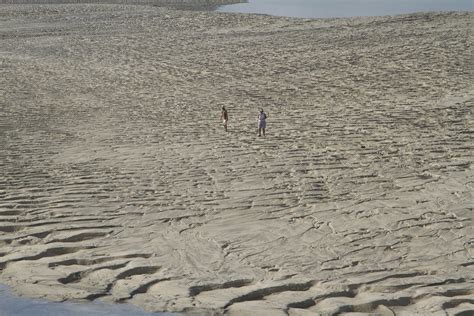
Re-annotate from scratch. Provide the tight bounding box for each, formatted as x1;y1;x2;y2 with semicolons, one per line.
0;285;177;316
217;0;474;18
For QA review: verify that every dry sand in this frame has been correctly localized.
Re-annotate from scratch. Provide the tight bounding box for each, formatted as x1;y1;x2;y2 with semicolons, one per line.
0;3;473;315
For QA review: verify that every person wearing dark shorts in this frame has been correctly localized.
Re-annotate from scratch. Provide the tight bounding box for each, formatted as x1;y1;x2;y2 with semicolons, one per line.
258;109;267;137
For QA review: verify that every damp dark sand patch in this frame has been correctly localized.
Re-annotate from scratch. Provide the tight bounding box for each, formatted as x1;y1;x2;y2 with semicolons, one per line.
0;0;245;11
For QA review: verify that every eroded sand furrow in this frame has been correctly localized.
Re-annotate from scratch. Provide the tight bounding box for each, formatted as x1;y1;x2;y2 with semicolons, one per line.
47;253;154;268
0;244;96;268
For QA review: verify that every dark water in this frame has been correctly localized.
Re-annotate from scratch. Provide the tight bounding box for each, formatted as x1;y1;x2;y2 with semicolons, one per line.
217;0;474;18
0;285;178;316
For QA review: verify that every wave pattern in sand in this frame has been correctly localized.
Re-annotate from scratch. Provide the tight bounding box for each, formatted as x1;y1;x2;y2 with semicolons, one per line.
0;4;473;315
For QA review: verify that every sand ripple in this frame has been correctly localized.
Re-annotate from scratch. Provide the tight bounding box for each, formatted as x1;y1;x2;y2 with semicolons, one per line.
0;4;473;315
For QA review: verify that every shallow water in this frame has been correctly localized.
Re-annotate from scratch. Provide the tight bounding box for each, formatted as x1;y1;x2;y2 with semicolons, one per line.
0;285;178;316
217;0;474;18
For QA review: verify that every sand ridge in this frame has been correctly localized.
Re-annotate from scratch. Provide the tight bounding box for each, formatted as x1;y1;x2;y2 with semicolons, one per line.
0;3;473;315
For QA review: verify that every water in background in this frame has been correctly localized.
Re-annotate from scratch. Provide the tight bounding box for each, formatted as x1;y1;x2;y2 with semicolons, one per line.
217;0;474;18
0;284;178;316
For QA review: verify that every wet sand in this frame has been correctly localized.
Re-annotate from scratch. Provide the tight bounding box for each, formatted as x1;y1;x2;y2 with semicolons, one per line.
0;3;473;315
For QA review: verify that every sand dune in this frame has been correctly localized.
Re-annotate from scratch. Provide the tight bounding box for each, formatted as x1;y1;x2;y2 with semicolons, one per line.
0;3;473;315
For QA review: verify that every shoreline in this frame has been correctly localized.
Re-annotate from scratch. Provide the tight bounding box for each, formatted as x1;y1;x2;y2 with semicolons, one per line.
1;3;473;315
0;284;177;315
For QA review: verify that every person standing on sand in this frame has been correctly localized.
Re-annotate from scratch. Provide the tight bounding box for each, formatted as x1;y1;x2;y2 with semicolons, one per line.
221;106;228;132
258;109;268;137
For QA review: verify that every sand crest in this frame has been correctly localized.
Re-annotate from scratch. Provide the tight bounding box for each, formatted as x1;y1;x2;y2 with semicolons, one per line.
0;3;473;315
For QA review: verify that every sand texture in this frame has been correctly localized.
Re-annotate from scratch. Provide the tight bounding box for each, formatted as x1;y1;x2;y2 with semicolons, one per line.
0;4;473;315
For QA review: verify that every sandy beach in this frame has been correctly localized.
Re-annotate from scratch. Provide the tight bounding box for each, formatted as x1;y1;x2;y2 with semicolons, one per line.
0;2;473;315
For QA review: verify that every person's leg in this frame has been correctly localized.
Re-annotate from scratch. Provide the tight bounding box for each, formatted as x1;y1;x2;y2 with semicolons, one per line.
258;128;261;136
262;128;265;136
